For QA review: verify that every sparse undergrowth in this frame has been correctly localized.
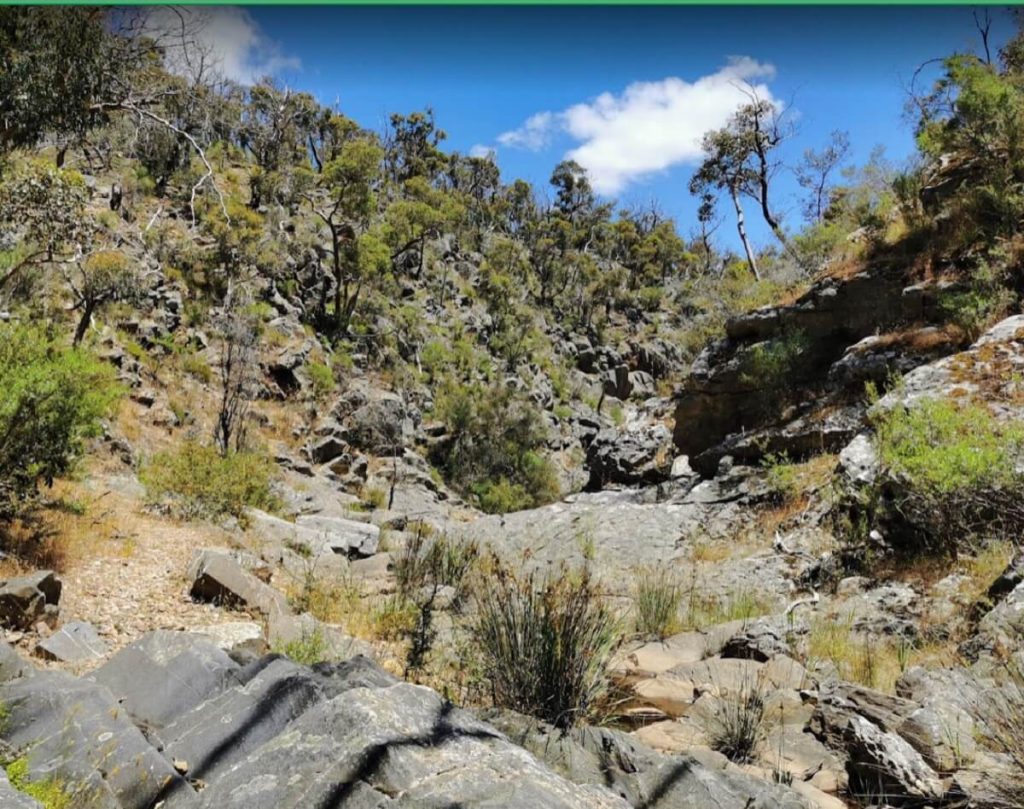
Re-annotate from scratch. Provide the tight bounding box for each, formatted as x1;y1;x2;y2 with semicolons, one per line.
140;441;279;523
4;756;72;809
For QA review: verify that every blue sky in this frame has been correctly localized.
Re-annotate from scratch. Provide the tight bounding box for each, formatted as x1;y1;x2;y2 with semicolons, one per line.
192;5;1012;249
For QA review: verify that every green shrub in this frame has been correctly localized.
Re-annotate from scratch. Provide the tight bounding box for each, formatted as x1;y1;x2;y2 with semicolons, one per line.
472;559;621;728
140;442;278;522
0;325;120;520
739;329;810;393
633;565;684;639
432;381;559;513
870;397;1024;548
273;627;330;665
306;361;334;400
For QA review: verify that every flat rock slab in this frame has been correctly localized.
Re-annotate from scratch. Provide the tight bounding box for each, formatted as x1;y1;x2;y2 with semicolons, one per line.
36;621;108;662
90;630;241;730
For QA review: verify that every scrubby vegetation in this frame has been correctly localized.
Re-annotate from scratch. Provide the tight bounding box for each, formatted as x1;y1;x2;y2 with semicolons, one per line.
0;324;120;521
872;397;1024;549
140;441;278;522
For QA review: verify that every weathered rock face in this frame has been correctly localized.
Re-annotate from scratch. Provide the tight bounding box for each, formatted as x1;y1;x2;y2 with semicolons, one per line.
586;422;673;489
0;633;641;809
674;272;911;463
484;709;812;809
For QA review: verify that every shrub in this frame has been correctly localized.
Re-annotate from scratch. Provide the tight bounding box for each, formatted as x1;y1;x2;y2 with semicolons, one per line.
471;559;621;728
140;442;278;522
273;627;330;666
739;329;810;395
432;381;559;513
633;565;684;639
872;397;1024;548
306;361;334;400
0;325;120;520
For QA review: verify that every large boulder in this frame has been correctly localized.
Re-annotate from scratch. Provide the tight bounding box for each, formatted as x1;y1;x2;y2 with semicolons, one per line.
674;271;910;462
586;423;673;489
0;666;193;808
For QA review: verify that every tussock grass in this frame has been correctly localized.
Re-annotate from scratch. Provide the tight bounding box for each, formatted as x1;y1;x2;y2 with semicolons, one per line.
472;559;622;728
633;565;684;639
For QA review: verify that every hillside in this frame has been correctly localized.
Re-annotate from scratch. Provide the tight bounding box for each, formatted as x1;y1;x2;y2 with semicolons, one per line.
3;7;1024;809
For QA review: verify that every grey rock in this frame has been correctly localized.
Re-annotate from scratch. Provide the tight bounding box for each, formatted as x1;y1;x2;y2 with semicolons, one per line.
36;621;108;662
485;710;811;809
0;571;60;630
586;423;673;489
188;549;291;618
0;668;192;808
837;433;878;486
295;514;380;558
90;630;241;730
195;680;629;809
0;768;42;808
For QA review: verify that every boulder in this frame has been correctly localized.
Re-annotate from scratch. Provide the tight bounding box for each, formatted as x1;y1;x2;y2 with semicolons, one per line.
36;621;108;663
295;514;380;558
0;571;61;631
188;549;291;618
0;668;193;808
485;709;811;809
586;423;673;489
193;621;268;660
193;680;630;808
90;630;241;729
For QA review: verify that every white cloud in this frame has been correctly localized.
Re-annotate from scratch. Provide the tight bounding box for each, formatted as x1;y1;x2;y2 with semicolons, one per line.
469;144;494;159
495;57;777;194
145;7;300;85
497;111;557;151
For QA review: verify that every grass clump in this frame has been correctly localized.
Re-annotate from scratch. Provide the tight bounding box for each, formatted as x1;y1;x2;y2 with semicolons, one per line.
140;441;279;522
4;756;72;809
678;588;772;632
471;559;621;728
705;680;768;764
633;565;684;639
273;627;331;665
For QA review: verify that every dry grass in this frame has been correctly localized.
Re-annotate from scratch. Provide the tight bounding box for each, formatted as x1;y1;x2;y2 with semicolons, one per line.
958;540;1016;604
0;480;136;575
803;615;954;693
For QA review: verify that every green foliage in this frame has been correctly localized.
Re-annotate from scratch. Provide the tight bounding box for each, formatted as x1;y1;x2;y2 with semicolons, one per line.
875;398;1023;496
739;329;810;396
140;441;278;523
0;324;120;519
936;254;1016;341
871;397;1024;547
472;559;621;728
432;381;559;513
633;565;684;639
306;360;334;400
4;756;72;809
273;627;330;665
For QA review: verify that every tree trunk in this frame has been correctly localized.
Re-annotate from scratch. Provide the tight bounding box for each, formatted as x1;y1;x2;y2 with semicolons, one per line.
730;186;760;280
73;300;94;347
